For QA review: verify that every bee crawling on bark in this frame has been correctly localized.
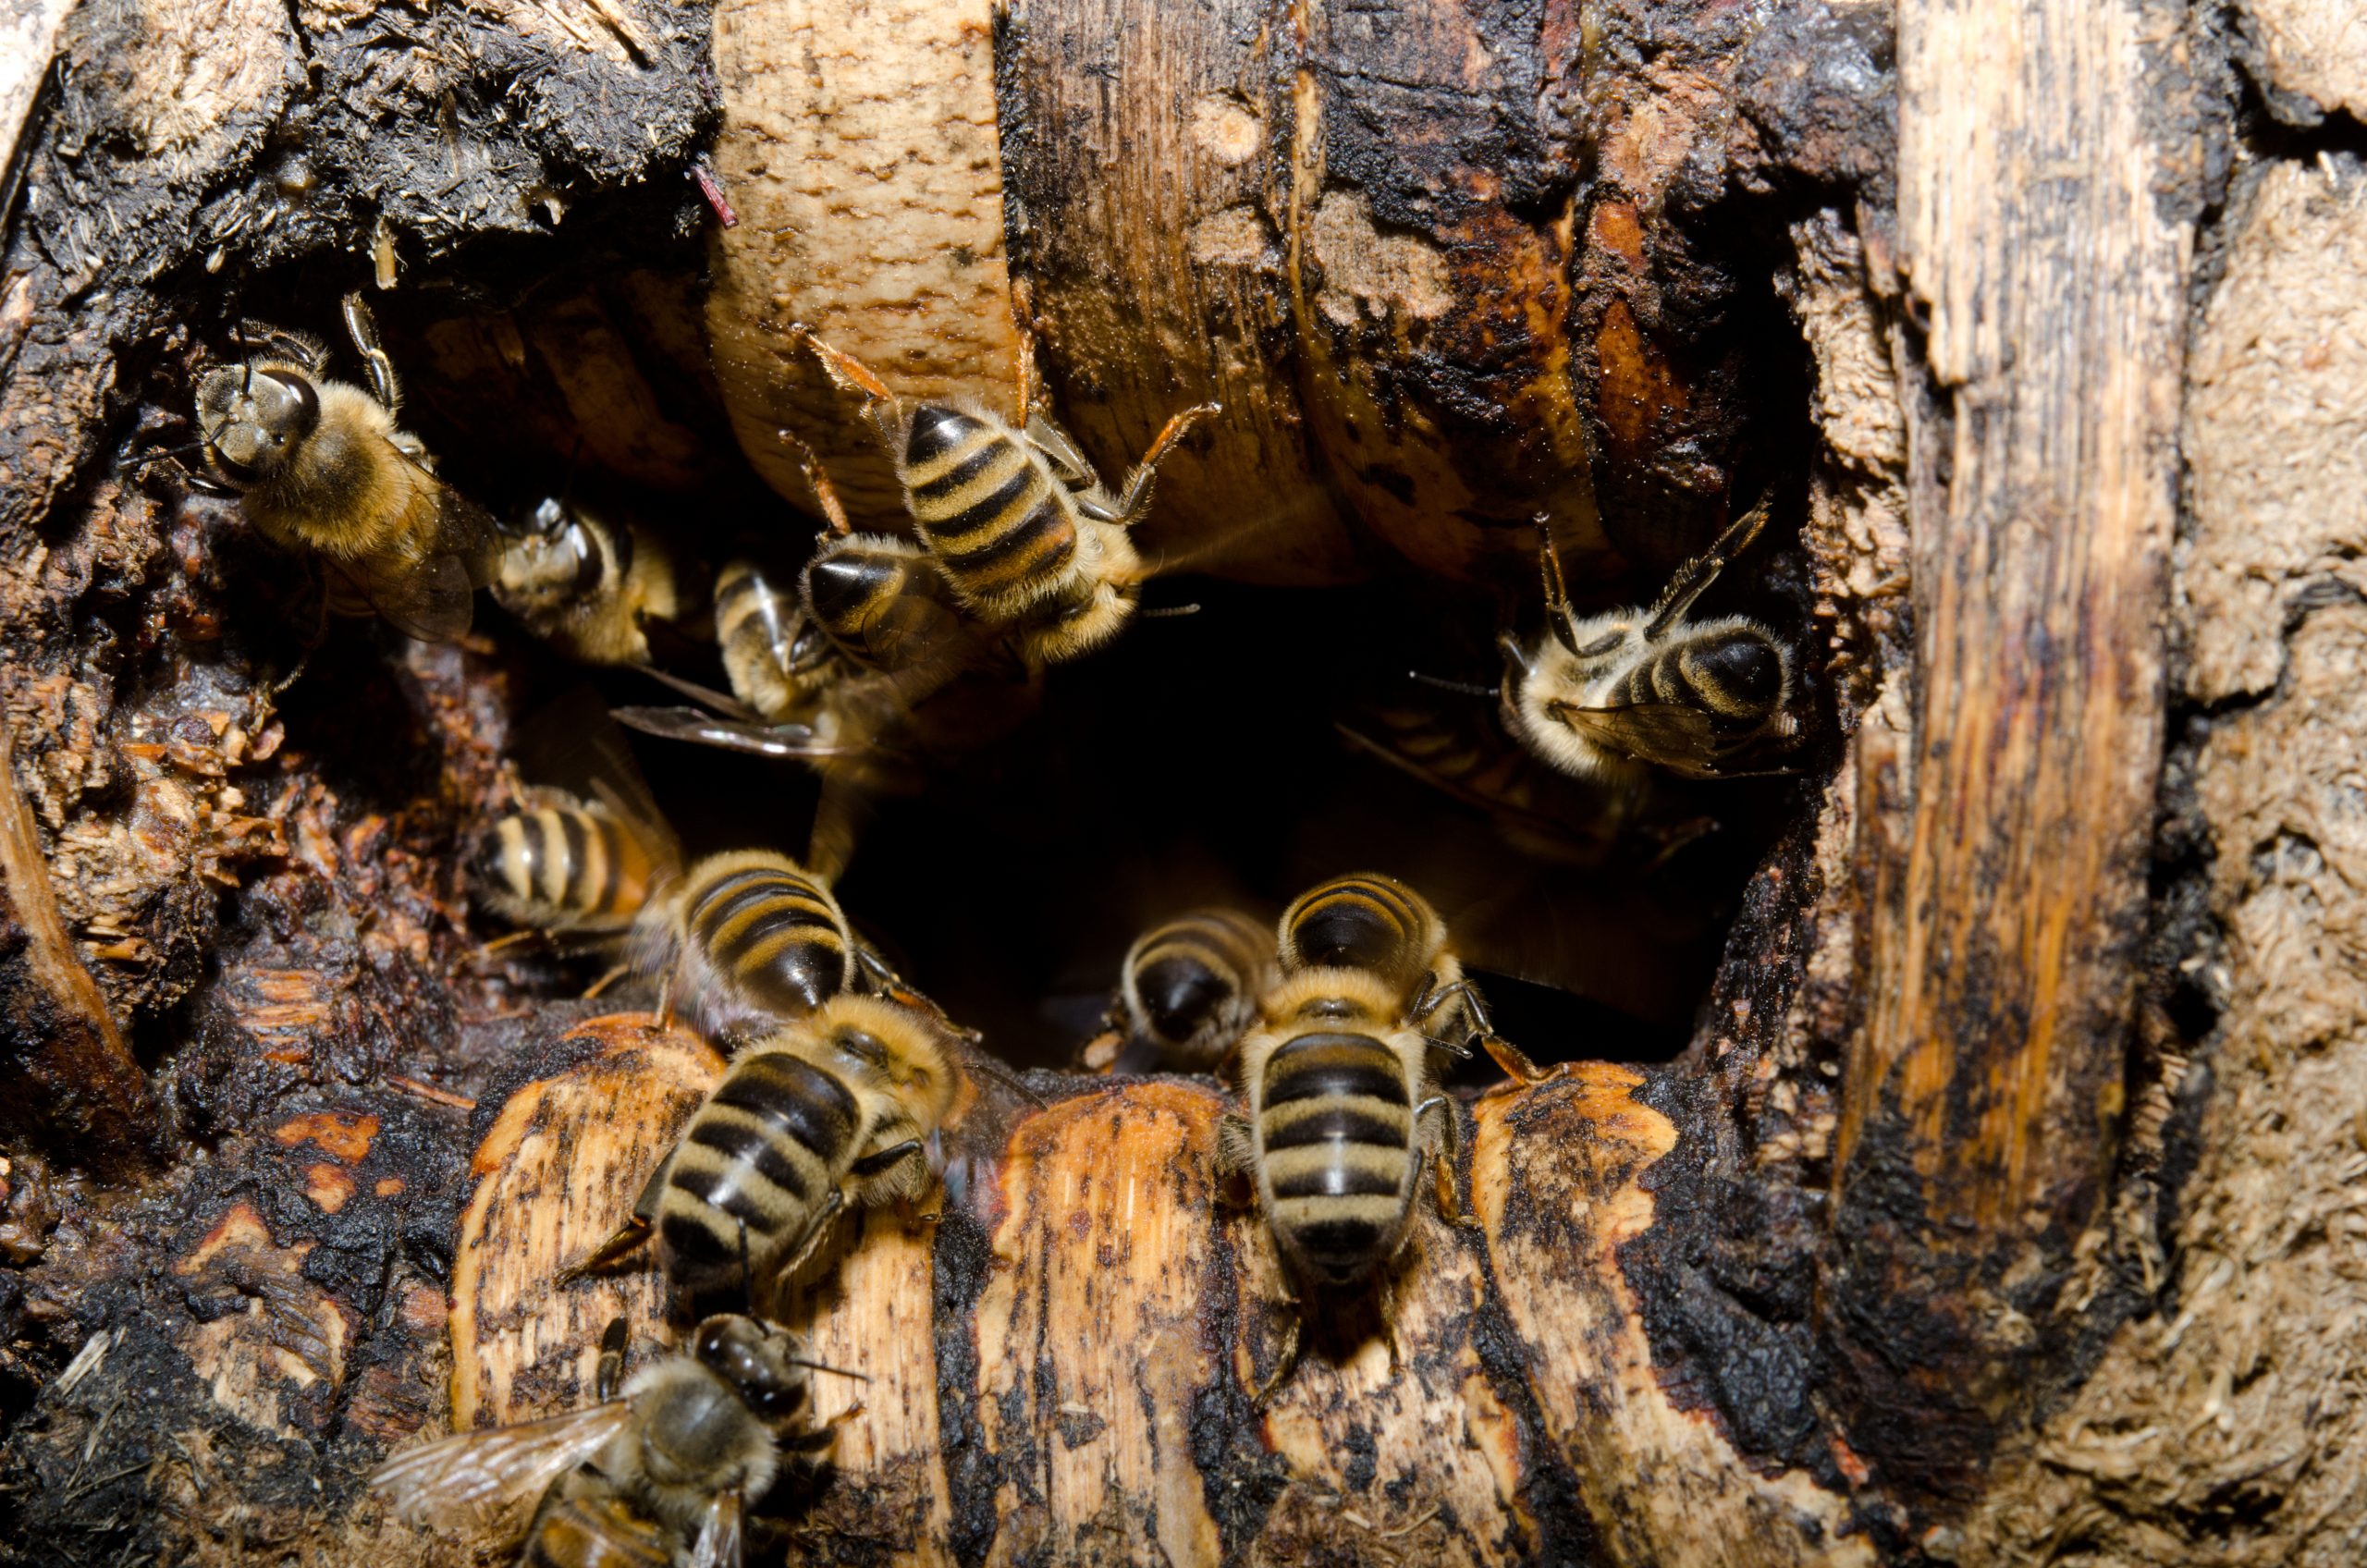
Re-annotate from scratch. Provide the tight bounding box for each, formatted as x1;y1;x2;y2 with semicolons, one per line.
191;291;497;641
560;992;969;1308
373;1313;859;1568
796;325;1219;668
1217;873;1550;1403
1502;496;1797;792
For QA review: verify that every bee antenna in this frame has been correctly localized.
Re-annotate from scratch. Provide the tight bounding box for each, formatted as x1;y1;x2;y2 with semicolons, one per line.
1405;670;1496;698
737;1217;755;1309
787;1357;873;1383
123;442;208;473
1138;602;1201;619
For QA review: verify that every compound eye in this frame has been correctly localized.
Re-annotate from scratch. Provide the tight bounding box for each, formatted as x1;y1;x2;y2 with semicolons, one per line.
251;371;319;444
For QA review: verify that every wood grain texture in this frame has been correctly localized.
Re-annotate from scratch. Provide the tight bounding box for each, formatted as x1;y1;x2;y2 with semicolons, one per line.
705;0;1025;528
450;1050;1865;1566
1830;0;2197;1486
449;1014;725;1429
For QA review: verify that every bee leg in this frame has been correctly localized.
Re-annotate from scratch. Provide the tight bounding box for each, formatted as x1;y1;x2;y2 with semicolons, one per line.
1105;402;1222;525
848;1139;930;1209
1250;1309;1303;1410
560;1158;668;1281
340;292;403;414
560;1215;653;1282
1213;1112;1258;1205
1416;1096;1481;1228
595;1317;631;1401
652;973;675;1034
1078;1025;1125;1073
580;962;629;1000
775;422;855;538
1479;1034;1554;1085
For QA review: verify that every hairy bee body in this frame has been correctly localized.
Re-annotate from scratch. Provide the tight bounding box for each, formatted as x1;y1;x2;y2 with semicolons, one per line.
374;1314;835;1568
714;559;844;726
800;532;969;675
1503;500;1795;789
194;294;494;641
646;994;959;1295
477;794;677;941
803;332;1215;668
1103;908;1275;1072
631;851;861;1044
492;497;683;666
1224;875;1496;1290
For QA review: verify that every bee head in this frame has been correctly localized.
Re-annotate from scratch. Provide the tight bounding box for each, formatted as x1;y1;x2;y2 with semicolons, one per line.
195;362;319;484
495;497;601;597
693;1314;812;1422
1684;626;1787;719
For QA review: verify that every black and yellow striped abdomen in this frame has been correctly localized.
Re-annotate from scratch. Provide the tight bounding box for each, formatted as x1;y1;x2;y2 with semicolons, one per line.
1277;873;1440;986
477;802;662;937
656;1046;864;1292
1122;908;1272;1067
1613;623;1784;723
682;863;855;1022
898;406;1075;604
1255;1028;1417;1285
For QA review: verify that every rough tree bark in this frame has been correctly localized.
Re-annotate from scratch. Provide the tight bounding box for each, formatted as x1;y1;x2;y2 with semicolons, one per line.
2;2;2359;1566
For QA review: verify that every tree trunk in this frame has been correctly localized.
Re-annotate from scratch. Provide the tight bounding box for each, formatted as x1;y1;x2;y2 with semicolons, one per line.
1;2;2358;1566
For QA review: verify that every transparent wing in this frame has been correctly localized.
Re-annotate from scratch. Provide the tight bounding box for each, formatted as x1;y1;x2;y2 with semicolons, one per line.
370;1403;631;1538
352;548;478;642
936;1036;1051;1218
633;661;768;722
611;704;877;762
1548;700;1734;778
689;1489;745;1568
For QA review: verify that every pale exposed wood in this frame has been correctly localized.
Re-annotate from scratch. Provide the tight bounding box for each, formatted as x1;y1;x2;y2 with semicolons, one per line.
705;0;1025;528
998;0;1359;585
1840;0;2192;1240
449;1015;725;1429
454;1047;1863;1566
1956;154;2367;1568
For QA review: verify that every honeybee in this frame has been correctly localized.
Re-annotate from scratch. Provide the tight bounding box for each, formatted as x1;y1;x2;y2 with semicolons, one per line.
566;992;964;1305
475;696;683;963
1218;873;1545;1402
195;292;496;641
1080;908;1275;1074
629;849;901;1046
490;495;687;666
373;1313;851;1568
1502;498;1796;790
799;327;1218;668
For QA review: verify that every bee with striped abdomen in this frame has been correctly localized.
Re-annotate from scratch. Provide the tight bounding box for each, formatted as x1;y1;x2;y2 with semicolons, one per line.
1080;908;1275;1074
195;292;496;641
564;993;964;1306
374;1313;853;1568
799;327;1217;668
1219;872;1547;1402
490;495;687;666
475;698;681;959
628;849;896;1046
1502;497;1797;791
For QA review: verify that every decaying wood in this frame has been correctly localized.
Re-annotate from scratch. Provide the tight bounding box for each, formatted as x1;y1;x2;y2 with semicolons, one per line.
430;1021;1860;1566
0;718;153;1172
18;0;2367;1564
1825;0;2197;1492
1950;153;2367;1568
